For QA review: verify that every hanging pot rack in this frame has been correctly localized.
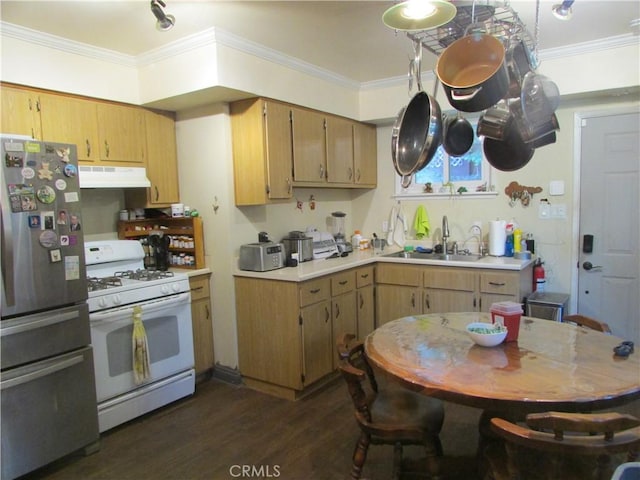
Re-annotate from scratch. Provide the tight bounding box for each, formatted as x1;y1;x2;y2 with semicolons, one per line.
403;1;537;61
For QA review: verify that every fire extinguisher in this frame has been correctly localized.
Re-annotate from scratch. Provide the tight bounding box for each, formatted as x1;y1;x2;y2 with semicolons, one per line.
533;258;545;292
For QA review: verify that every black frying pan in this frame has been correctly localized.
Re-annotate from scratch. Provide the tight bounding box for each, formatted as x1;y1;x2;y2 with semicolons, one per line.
483;123;534;172
442;112;474;157
392;86;442;187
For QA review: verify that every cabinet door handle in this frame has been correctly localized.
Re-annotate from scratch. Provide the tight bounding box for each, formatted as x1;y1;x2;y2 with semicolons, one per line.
104;140;110;158
205;305;210;319
425;294;430;310
319;165;324;180
360;273;369;279
359;293;364;309
473;297;477;308
335;303;340;318
356;169;361;181
191;286;204;292
489;281;506;287
411;293;415;308
339;280;348;286
287;178;292;194
86;139;91;157
310;288;320;294
348;167;353;180
325;307;330;322
154;186;159;201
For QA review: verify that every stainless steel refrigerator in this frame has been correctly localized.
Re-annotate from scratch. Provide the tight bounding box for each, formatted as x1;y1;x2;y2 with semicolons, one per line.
1;136;99;480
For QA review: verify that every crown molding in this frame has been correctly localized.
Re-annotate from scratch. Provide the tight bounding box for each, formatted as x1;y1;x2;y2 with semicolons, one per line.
2;20;638;92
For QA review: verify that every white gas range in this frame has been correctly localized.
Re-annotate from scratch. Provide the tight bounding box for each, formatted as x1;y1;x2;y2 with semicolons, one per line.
85;240;195;433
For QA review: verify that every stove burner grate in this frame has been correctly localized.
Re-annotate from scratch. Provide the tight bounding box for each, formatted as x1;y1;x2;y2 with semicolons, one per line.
114;269;175;281
87;276;123;292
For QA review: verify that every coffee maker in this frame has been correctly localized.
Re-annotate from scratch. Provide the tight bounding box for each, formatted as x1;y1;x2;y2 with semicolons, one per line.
148;232;171;271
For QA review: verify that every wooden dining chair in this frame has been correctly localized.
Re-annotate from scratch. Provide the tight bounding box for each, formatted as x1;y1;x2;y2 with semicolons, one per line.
484;411;640;480
336;333;445;480
563;314;612;333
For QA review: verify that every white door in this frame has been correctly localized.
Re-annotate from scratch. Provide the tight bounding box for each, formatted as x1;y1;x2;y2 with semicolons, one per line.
577;110;639;344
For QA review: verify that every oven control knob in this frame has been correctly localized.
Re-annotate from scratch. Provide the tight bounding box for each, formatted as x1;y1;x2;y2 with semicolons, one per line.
161;285;170;295
171;283;180;293
99;298;108;308
112;294;122;305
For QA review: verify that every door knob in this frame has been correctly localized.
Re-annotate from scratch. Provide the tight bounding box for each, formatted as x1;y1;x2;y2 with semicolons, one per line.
582;261;602;271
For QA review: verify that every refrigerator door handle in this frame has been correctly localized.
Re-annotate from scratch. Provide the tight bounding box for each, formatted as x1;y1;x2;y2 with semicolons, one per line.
0;354;84;390
0;169;16;307
0;309;82;337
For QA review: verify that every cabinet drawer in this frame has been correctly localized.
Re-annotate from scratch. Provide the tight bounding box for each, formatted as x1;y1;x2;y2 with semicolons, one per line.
189;275;210;301
355;266;374;288
480;272;519;295
299;277;331;307
424;267;475;291
376;264;422;286
331;270;356;296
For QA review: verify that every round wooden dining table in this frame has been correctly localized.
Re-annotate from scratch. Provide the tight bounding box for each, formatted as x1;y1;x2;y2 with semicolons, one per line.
365;312;640;415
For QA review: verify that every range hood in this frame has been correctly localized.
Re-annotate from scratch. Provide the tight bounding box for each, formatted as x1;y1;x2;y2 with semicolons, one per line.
79;165;151;189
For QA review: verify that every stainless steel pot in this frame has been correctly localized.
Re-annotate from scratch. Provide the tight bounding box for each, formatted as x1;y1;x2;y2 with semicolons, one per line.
436;34;509;112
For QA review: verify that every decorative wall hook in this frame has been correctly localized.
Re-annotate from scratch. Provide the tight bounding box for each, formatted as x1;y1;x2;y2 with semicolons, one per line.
504;181;542;207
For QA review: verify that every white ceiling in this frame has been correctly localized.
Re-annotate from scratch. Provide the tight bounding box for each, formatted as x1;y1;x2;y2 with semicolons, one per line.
1;1;639;84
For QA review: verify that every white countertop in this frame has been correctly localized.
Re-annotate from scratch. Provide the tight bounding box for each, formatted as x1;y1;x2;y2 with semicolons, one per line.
233;249;534;282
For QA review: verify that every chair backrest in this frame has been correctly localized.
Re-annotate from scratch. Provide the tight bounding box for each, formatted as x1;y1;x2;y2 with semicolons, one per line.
563;314;612;333
336;333;378;425
491;411;640;456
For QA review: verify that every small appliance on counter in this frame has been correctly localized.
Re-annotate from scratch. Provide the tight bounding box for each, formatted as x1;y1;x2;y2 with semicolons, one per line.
281;231;313;262
331;211;353;254
309;230;340;259
239;232;286;272
148;231;171;271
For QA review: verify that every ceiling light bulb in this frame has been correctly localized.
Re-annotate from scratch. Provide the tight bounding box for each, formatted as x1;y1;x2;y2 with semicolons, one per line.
552;0;574;21
402;1;437;20
382;0;457;31
156;14;175;31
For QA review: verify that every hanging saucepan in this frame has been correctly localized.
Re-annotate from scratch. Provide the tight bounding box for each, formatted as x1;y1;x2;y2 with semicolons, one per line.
442;111;474;156
509;98;560;144
436;34;509;112
483;121;534;172
477;101;512;141
506;36;534;98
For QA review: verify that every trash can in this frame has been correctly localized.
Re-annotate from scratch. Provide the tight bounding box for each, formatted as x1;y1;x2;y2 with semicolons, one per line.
526;291;569;322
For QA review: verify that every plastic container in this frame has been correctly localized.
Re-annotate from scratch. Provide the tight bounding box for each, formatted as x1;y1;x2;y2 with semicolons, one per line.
351;230;363;249
513;229;522;253
490;301;523;342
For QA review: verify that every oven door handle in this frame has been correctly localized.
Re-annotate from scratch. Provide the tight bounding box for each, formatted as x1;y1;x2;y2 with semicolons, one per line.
91;292;190;322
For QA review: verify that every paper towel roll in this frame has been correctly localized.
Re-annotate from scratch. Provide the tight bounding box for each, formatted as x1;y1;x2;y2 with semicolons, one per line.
489;220;506;256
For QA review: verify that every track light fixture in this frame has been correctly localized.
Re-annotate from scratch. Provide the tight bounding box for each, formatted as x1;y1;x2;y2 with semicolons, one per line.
552;0;574;21
151;0;175;31
382;0;457;31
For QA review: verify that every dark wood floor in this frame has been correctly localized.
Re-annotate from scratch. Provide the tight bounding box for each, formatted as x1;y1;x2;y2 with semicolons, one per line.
22;377;488;480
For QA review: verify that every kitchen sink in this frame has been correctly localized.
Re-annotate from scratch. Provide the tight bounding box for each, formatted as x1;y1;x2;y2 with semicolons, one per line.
383;251;483;262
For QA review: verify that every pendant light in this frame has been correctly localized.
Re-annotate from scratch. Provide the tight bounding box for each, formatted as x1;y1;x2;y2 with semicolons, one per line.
382;0;457;31
150;0;175;31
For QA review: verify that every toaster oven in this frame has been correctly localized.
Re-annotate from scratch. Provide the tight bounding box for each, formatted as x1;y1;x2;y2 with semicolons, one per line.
239;242;286;272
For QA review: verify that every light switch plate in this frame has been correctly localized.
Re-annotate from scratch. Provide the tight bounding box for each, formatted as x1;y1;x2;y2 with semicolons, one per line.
550;204;567;218
539;203;551;219
549;180;565;196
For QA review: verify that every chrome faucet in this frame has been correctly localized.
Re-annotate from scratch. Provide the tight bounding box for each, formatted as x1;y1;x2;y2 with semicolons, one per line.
442;215;450;254
470;225;485;256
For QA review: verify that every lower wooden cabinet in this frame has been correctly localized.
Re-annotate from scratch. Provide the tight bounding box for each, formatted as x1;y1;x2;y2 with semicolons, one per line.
189;274;214;380
376;263;533;326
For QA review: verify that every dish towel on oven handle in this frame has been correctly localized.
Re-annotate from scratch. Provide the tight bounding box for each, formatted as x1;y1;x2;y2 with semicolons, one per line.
132;305;151;384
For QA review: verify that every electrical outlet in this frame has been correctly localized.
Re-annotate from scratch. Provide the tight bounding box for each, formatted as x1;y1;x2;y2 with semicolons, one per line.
550;204;567;219
382;220;389;233
538;203;551;219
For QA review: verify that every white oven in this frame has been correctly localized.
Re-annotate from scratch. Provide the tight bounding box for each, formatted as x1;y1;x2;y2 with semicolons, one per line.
85;240;196;433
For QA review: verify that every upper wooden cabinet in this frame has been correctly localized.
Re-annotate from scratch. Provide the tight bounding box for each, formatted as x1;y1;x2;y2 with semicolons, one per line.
96;103;145;164
291;106;327;184
126;109;180;206
38;93;100;162
230;97;377;205
353;122;377;186
230;98;294;206
1;86;42;139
